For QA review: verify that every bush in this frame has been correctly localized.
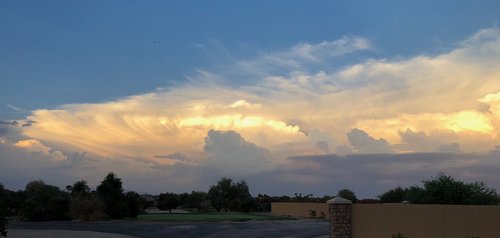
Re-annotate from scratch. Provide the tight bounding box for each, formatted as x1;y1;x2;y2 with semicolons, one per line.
392;232;406;238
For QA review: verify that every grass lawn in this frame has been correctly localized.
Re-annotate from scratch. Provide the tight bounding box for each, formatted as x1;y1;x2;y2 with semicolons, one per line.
137;213;291;222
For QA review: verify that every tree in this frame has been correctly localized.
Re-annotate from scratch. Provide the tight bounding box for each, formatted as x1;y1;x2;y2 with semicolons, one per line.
379;187;408;203
337;189;358;203
125;191;143;218
23;180;70;221
179;192;189;207
158;193;180;213
185;191;209;212
96;172;127;219
422;173;497;205
229;180;256;212
70;180;91;197
68;180;107;221
208;177;233;212
208;177;257;212
379;173;498;205
70;193;106;221
0;184;9;237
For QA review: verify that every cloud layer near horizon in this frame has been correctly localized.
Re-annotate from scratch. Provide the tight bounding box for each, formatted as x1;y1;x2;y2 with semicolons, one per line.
1;29;500;196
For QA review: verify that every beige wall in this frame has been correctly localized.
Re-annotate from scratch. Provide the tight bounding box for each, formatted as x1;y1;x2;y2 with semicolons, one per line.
271;202;328;219
352;204;500;238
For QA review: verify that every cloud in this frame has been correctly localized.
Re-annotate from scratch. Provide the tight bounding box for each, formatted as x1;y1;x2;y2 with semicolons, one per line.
6;104;27;113
14;139;67;161
19;29;500;161
1;28;500;195
154;152;192;161
272;151;500;197
233;36;372;77
203;129;273;174
288;37;372;62
346;128;392;154
0;127;7;136
395;129;462;153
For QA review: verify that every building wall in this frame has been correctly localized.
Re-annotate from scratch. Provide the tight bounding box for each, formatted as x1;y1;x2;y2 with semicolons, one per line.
352;204;500;238
271;202;328;219
274;202;500;238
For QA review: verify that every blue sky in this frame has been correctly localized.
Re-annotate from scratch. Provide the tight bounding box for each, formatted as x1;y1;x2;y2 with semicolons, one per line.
2;1;500;118
2;1;500;196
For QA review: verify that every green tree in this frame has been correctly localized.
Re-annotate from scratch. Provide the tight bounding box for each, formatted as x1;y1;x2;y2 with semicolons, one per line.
70;193;106;221
379;187;408;203
68;180;107;221
229;180;256;212
185;191;209;212
208;177;257;212
208;177;233;212
96;172;127;219
23;180;70;221
125;191;143;218
0;184;9;237
405;185;426;204
337;189;358;203
379;173;498;205
179;192;189;207
70;180;91;197
423;173;497;205
158;193;180;213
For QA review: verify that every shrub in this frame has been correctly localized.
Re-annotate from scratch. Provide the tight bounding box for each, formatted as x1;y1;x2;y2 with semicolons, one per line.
392;232;406;238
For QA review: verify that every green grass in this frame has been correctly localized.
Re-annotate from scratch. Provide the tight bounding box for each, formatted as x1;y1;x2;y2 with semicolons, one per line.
137;213;291;222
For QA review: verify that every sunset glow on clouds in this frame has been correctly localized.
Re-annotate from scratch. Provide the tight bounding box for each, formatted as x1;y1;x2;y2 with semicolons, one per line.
2;26;500;196
17;29;500;158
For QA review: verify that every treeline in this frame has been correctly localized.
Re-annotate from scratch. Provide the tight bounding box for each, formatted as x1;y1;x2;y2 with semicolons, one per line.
0;173;142;223
378;173;499;205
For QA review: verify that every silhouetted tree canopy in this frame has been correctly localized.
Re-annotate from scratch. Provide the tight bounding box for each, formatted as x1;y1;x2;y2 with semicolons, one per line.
0;184;9;237
96;172;127;219
158;192;180;213
23;180;70;221
379;173;498;205
337;189;358;203
208;177;257;212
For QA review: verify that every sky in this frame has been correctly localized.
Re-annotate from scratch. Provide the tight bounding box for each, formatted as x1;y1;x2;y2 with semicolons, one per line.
1;1;500;198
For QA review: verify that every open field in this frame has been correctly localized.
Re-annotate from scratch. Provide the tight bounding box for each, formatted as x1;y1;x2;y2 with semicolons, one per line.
137;213;290;222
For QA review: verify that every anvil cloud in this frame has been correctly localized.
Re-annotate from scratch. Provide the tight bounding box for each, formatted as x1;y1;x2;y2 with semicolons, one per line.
2;29;500;196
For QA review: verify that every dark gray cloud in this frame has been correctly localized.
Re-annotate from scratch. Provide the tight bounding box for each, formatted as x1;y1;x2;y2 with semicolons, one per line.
154;152;191;161
0;120;18;126
0;127;7;136
21;120;36;127
347;128;393;154
255;152;500;198
397;129;462;153
203;129;272;174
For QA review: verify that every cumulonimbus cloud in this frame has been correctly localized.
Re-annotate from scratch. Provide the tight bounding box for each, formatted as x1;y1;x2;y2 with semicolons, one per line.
9;28;500;166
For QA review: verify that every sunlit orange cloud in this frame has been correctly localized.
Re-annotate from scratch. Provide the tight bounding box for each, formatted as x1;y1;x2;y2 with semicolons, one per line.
19;28;500;163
